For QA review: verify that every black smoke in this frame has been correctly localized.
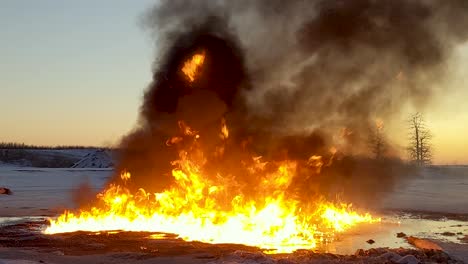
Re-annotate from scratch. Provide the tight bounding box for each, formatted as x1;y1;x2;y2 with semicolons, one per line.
111;0;468;207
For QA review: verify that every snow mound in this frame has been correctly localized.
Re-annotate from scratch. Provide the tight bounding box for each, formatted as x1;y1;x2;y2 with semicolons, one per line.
71;149;114;168
0;149;91;167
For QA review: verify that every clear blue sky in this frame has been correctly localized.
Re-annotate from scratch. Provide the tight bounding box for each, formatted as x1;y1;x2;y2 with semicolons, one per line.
1;0;155;146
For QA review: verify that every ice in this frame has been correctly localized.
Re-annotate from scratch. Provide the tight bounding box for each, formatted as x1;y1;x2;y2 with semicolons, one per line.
381;166;468;214
0;167;111;216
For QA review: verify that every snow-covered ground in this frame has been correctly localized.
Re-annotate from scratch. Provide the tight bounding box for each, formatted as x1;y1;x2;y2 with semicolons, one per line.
71;149;114;168
0;148;115;168
0;167;111;217
0;165;467;261
382;166;468;214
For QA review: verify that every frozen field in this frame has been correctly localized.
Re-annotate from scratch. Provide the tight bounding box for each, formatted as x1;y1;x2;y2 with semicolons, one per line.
0;166;111;217
1;165;467;216
381;166;468;214
0;165;467;261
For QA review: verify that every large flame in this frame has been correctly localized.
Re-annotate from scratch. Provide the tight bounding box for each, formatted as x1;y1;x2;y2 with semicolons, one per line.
45;120;379;253
46;55;379;252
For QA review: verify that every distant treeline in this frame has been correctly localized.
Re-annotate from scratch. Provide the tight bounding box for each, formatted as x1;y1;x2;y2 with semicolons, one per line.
0;142;113;150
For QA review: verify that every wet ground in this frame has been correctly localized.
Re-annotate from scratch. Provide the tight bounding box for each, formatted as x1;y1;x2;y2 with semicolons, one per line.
0;219;464;263
0;166;467;262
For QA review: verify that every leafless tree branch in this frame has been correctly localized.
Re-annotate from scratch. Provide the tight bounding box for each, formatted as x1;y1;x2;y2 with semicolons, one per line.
407;112;432;165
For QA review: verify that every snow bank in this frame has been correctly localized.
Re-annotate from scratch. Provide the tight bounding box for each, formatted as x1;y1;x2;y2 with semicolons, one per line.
71;150;114;168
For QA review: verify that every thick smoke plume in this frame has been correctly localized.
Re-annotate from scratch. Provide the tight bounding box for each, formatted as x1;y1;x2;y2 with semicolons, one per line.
113;0;468;207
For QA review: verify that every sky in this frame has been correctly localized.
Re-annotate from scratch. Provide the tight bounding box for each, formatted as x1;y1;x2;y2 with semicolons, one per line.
0;0;154;146
1;1;467;164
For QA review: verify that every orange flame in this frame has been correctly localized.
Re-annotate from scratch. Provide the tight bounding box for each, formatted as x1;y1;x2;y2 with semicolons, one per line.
220;118;229;140
120;171;131;182
182;52;205;82
45;120;380;253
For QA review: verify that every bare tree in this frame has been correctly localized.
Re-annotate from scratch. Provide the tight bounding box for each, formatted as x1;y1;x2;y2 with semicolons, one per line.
407;112;432;165
369;119;387;159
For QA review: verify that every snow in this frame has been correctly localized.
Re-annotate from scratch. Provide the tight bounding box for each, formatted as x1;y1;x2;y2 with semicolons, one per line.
71;149;114;168
0;148;115;168
381;166;468;214
0;167;111;216
0;164;466;259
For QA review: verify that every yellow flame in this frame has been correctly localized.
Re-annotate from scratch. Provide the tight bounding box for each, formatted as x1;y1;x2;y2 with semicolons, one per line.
178;120;198;137
120;171;131;181
182;52;205;82
319;204;377;232
220;118;229;139
45;120;380;253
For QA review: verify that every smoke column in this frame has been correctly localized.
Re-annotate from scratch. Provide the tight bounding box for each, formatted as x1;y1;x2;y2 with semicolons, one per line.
112;0;468;207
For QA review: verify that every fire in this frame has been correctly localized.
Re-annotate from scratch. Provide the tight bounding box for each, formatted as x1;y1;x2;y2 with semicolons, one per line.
120;171;131;181
181;51;205;82
45;121;380;253
319;204;375;232
220;118;229;139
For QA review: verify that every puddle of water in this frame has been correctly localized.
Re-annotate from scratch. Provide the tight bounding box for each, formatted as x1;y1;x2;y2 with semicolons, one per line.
0;216;46;227
321;213;468;254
